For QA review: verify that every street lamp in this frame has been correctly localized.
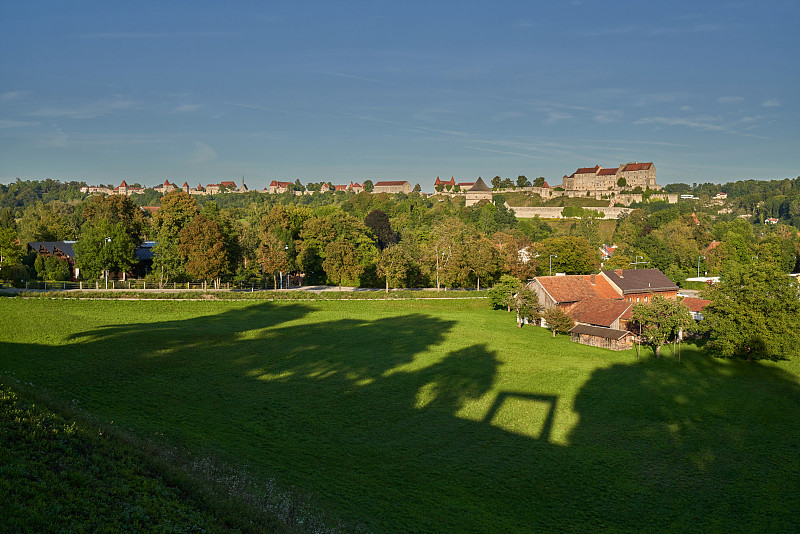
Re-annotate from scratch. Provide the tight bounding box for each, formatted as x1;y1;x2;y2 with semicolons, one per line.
285;245;289;289
104;237;111;289
697;255;705;278
549;254;557;276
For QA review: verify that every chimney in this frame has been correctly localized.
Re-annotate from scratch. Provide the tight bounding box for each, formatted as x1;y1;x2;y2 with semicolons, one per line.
615;269;623;277
590;274;596;284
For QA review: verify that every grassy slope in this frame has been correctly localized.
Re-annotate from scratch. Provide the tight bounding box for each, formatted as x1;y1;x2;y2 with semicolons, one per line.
0;385;239;533
1;298;799;533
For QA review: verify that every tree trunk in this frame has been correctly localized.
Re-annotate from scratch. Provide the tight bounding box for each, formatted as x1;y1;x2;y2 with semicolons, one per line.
477;277;480;291
552;329;556;338
386;279;389;293
655;344;662;358
516;313;522;328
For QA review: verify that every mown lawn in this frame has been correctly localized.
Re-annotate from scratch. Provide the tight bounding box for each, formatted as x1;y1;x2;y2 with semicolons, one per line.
1;298;799;533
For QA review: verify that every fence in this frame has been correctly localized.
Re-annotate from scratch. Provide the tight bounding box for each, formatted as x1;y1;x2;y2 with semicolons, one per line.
0;278;291;291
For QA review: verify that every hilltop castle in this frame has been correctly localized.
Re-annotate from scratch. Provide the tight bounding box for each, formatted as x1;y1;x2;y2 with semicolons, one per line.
561;162;658;191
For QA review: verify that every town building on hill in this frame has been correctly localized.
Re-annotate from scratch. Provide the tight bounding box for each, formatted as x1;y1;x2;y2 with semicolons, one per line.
464;177;492;206
373;180;412;194
561;162;658;191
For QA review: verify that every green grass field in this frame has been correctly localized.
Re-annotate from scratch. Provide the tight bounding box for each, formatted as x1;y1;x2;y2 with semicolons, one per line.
2;298;799;533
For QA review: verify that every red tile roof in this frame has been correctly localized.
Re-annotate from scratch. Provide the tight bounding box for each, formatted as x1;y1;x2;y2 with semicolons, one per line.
220;181;237;188
568;298;632;328
536;274;620;304
601;269;678;294
681;297;711;313
374;181;409;186
575;165;600;174
621;162;653;171
119;180;128;187
597;168;618;176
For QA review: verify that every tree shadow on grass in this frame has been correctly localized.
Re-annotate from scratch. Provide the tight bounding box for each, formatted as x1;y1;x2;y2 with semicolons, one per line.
2;301;800;533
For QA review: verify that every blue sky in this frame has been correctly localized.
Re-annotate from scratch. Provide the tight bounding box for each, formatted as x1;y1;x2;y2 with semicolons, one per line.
1;1;798;191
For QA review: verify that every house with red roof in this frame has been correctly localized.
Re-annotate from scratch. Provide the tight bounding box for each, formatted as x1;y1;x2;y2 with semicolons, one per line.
269;180;293;194
681;297;711;321
529;268;679;350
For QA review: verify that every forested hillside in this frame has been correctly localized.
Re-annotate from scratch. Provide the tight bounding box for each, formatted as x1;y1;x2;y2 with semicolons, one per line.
1;176;799;289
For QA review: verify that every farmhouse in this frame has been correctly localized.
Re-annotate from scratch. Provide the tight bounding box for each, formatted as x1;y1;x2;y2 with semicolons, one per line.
529;268;679;350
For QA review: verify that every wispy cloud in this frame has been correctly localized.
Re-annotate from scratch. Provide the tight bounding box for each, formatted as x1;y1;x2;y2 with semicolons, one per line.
584;23;723;38
76;31;234;39
762;98;780;107
717;96;744;104
40;127;69;148
634;114;770;138
593;110;621;123
29;99;137;119
634;116;726;131
0;119;40;128
543;111;574;124
172;104;202;113
492;111;523;121
634;93;681;107
187;142;217;165
323;72;382;83
466;145;548;160
1;91;28;101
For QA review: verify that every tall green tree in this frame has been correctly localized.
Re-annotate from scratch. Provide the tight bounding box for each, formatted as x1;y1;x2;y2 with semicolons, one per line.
377;244;412;292
82;195;145;241
364;209;396;250
151;191;198;287
488;274;523;312
630;296;694;359
178;214;229;289
466;235;499;290
701;262;800;361
74;221;138;280
0;227;23;268
538;236;599;275
257;231;290;289
323;240;363;290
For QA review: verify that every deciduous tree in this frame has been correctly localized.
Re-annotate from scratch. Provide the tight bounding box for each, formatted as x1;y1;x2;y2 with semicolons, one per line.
630;296;694;359
257;231;290;289
542;307;574;337
178;214;229;288
513;288;542;328
701;262;800;361
488;274;522;312
323;240;363;290
377;244;412;292
74;221;138;280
